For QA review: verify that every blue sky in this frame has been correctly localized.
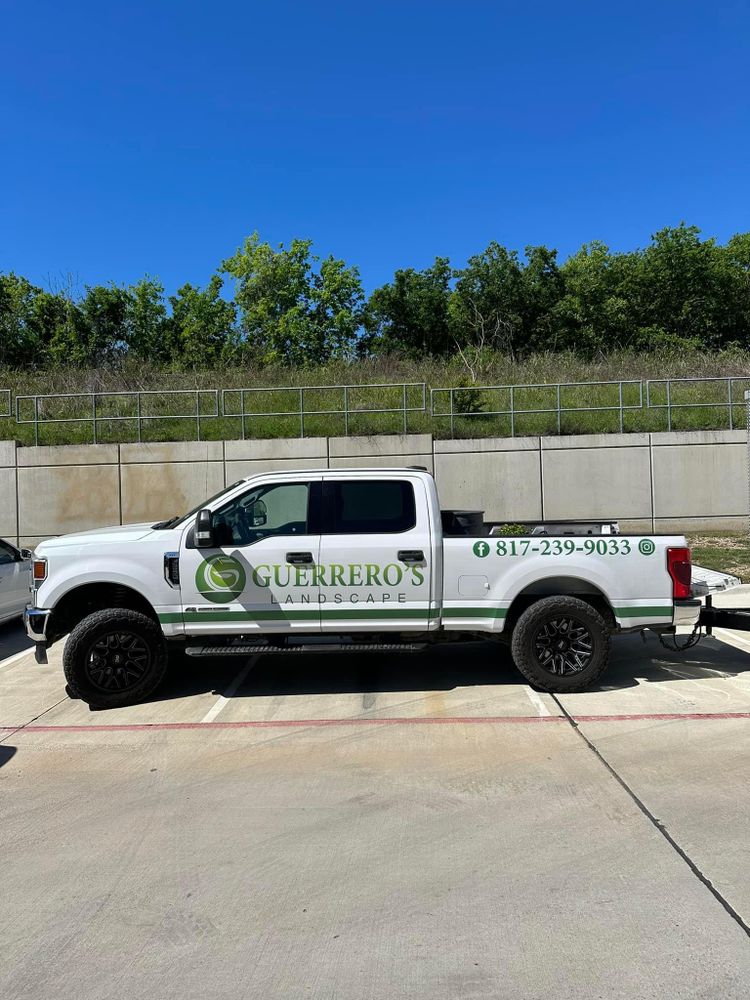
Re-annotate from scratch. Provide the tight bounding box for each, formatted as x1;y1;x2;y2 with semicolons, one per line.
2;1;749;296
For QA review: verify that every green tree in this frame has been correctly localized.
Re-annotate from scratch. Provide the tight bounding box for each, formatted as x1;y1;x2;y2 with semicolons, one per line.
169;275;236;368
127;277;174;362
0;274;76;368
363;257;453;357
222;232;363;364
450;243;526;360
48;284;130;367
0;274;46;367
553;242;635;353
309;255;365;361
725;232;750;346
634;224;749;349
517;246;565;352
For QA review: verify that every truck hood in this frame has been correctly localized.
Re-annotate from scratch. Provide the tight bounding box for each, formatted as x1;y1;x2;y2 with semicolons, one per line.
36;523;157;551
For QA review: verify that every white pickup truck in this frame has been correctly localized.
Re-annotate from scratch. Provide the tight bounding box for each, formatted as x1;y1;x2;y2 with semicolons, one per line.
25;467;698;708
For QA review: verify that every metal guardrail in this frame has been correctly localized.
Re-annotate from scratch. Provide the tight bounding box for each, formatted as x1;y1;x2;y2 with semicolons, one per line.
431;380;643;436
6;377;750;443
221;382;427;438
14;390;219;445
645;376;750;432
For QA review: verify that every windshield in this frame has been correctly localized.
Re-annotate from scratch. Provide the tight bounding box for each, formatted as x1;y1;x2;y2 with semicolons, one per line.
151;481;245;529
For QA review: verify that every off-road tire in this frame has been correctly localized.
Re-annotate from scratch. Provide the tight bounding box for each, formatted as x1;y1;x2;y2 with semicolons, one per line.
510;596;611;692
63;609;167;709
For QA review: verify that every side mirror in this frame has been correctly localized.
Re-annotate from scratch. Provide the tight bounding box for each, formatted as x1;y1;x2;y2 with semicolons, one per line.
248;499;267;527
19;548;33;560
194;509;214;548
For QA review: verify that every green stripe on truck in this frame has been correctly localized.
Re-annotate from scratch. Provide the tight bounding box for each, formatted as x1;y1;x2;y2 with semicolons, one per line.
442;606;507;619
160;608;437;625
613;606;672;618
158;604;671;625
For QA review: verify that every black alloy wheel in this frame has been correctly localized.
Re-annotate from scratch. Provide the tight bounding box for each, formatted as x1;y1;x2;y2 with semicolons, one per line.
510;595;611;692
63;608;168;708
85;630;152;692
532;616;593;676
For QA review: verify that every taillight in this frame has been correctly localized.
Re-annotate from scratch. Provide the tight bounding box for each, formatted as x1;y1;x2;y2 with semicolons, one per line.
32;559;47;583
667;547;691;599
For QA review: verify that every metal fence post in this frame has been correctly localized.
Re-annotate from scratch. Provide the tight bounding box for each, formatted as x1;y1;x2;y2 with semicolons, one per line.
510;386;515;437
299;388;305;438
344;386;349;436
556;384;561;434
450;390;455;439
34;396;39;447
92;393;97;444
402;383;407;433
136;393;142;443
618;382;624;433
196;390;201;441
728;378;734;431
666;380;672;432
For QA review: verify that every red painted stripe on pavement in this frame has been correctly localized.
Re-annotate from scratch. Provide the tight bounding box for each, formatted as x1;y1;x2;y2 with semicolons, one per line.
1;711;749;734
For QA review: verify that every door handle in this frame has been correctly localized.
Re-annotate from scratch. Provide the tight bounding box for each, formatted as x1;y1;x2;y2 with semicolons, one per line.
398;549;424;564
286;551;314;565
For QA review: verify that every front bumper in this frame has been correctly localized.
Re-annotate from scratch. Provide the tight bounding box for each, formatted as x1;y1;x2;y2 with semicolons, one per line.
24;606;51;641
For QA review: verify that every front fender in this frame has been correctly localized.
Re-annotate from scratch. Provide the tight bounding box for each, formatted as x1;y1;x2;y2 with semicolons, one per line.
37;558;175;615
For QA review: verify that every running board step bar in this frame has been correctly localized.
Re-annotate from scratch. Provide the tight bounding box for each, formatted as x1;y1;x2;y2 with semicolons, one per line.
185;642;428;657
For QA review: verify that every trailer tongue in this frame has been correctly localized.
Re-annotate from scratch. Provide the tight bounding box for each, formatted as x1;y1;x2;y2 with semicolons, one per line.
700;594;750;634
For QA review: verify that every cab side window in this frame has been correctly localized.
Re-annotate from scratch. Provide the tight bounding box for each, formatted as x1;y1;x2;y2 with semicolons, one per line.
212;483;310;546
327;480;416;534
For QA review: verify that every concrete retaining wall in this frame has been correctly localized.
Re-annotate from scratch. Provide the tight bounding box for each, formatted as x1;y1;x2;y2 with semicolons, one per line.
2;429;746;547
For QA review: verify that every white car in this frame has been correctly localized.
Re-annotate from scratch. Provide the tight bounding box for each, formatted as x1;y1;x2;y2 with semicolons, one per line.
0;538;32;625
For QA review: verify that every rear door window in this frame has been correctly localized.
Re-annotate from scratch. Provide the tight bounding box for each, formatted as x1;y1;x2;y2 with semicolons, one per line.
326;480;416;534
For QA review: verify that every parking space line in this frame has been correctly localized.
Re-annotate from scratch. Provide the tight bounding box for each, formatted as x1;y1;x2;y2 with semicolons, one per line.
523;687;551;717
200;655;259;724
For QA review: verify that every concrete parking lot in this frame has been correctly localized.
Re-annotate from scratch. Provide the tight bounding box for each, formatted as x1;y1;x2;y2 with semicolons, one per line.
1;615;749;999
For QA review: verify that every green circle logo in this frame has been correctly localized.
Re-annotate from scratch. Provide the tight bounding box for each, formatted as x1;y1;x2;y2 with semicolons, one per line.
638;539;656;556
473;540;490;558
196;555;246;603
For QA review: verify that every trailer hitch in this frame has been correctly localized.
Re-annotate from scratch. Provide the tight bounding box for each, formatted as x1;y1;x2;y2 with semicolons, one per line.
698;593;750;634
659;594;750;653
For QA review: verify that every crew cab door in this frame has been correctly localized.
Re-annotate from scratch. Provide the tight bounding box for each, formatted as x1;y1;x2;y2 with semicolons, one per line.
178;479;323;634
317;476;433;631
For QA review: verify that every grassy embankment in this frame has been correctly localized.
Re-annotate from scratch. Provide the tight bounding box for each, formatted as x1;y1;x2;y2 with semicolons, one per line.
1;349;750;446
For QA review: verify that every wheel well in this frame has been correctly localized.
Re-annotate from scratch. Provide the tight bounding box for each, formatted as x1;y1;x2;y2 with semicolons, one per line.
49;583;158;642
504;577;616;633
